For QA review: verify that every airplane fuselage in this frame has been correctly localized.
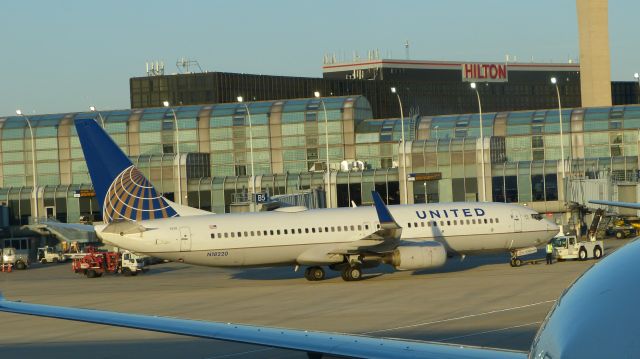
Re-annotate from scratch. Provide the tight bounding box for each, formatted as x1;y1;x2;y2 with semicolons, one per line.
97;202;557;268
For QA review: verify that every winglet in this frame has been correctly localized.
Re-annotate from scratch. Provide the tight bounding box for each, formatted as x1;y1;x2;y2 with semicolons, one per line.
371;191;400;229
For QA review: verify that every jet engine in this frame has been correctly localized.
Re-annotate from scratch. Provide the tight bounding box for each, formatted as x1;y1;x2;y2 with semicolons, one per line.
384;241;447;271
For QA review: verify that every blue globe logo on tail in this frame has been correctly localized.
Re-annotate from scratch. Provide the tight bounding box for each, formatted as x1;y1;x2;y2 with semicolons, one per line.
103;166;178;223
74;118;180;223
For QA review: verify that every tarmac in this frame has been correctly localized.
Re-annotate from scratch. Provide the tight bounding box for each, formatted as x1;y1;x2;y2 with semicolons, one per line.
0;237;630;358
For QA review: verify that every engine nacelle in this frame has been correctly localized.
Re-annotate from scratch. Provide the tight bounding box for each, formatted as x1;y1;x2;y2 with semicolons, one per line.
385;241;447;271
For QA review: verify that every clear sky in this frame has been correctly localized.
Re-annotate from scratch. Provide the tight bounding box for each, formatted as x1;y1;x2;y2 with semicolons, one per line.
0;0;637;117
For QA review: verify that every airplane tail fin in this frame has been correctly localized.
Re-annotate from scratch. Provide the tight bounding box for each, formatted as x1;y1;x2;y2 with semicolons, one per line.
75;119;179;223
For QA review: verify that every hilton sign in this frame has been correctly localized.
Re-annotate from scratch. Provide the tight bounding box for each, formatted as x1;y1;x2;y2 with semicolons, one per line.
461;63;508;82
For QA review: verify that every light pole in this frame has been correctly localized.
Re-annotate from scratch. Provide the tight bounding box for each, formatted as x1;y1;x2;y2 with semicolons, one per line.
237;96;256;210
16;110;39;220
551;77;566;179
470;82;486;202
163;101;182;205
391;87;409;204
634;73;640;103
433;125;439;140
89;106;105;128
314;91;331;208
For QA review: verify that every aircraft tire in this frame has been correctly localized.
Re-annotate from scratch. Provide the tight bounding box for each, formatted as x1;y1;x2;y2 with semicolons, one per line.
122;268;132;277
509;259;515;267
341;266;362;281
15;261;26;270
513;258;522;267
594;246;602;259
308;266;325;281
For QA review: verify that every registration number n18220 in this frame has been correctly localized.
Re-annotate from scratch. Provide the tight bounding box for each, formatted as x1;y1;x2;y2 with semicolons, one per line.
207;251;229;257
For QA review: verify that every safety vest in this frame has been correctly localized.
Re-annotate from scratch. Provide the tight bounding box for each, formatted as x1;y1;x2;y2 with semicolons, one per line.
546;244;554;254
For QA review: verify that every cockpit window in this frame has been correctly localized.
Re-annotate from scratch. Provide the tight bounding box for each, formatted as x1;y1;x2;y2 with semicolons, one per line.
531;213;543;221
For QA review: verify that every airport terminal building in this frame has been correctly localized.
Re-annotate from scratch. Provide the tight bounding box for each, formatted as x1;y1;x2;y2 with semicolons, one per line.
0;95;639;226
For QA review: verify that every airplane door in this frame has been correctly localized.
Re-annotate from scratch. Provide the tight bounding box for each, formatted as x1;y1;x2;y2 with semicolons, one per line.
179;227;192;251
511;210;522;232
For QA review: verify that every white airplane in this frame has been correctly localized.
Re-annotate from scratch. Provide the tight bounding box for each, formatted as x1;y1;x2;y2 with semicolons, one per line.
0;228;637;358
75;118;557;281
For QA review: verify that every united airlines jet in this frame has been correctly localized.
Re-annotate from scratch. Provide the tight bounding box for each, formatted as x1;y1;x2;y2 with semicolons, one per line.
75;119;557;281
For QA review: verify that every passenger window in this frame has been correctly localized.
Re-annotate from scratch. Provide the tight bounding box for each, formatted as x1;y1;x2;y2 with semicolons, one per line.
427;221;432;227
257;231;261;237
331;227;335;232
365;224;369;230
298;228;302;234
440;221;445;226
408;223;412;228
414;222;418;228
250;231;254;236
344;226;348;231
489;219;493;224
218;233;222;238
337;226;342;232
447;220;451;226
277;230;281;235
263;230;268;235
210;233;215;239
270;230;274;235
325;227;329;232
453;220;457;225
231;232;235;238
484;219;488;224
312;228;316;233
284;229;288;234
318;227;322;233
350;225;355;231
238;232;242;237
357;225;362;231
495;218;499;223
224;233;228;238
421;222;425;227
305;228;309;233
472;219;476;224
244;231;248;236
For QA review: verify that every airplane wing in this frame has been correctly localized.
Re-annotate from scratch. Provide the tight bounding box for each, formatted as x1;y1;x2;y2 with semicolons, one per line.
330;191;402;254
0;293;525;359
589;200;640;210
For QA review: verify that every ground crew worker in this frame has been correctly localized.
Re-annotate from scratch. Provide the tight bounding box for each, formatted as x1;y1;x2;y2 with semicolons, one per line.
546;242;554;264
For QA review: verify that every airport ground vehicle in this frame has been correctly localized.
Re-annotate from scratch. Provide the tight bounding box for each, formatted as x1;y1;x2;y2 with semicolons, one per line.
72;247;145;278
0;247;29;270
37;247;66;263
552;235;604;261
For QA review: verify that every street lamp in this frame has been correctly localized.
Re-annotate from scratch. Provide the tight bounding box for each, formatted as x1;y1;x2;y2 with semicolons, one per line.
470;82;487;202
391;87;409;204
550;77;566;179
634;73;640;103
89;106;105;128
314;91;331;208
237;96;255;209
16;109;39;220
433;125;439;140
163;101;183;205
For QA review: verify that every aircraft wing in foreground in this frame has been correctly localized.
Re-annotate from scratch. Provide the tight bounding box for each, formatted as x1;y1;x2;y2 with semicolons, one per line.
0;291;523;359
3;238;640;358
589;199;640;210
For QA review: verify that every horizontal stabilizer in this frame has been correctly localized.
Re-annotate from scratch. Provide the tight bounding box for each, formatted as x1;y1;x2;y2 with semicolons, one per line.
101;220;149;235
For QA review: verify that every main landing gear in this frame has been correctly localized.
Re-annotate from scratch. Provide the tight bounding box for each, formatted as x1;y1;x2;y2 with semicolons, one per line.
303;264;364;282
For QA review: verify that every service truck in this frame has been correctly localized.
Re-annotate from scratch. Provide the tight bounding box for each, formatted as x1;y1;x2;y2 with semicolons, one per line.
1;247;29;269
552;235;604;261
37;247;66;264
72;247;146;278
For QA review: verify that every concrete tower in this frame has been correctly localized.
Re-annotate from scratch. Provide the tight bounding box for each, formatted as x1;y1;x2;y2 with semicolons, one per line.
576;0;612;107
